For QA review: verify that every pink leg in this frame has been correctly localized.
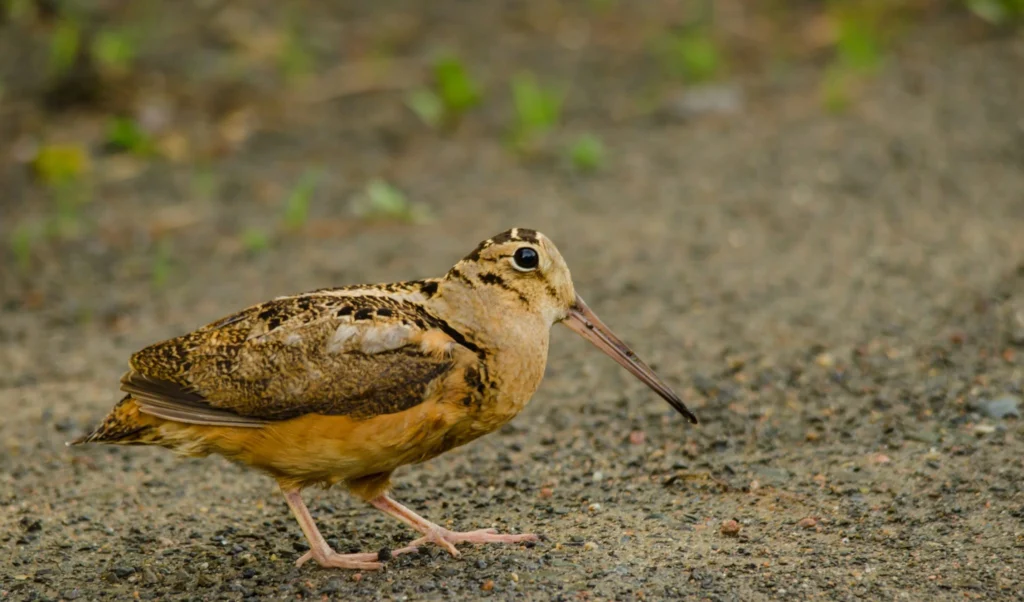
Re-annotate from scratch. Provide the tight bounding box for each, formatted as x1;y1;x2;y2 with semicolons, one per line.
283;488;418;570
370;495;538;557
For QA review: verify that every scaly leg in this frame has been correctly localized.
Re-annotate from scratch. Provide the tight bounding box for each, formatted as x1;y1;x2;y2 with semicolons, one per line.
369;494;538;557
283;488;418;570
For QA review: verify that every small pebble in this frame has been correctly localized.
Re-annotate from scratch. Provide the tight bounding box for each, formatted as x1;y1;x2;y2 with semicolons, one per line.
481;579;495;591
587;503;602;513
667;84;744;120
583;541;599;551
869;453;891;465
720;520;741;537
539;487;553;499
111;566;135;579
628;430;646;445
977;395;1021;419
798;517;817;530
510;572;519;583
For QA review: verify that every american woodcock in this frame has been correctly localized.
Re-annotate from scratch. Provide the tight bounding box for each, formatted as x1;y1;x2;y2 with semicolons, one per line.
71;228;698;570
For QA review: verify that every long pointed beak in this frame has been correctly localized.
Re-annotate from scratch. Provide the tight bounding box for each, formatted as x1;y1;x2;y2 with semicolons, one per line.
562;294;698;424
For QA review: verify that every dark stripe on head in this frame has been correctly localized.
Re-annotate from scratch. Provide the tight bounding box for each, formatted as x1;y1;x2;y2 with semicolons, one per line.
464;229;541;262
490;230;515;245
463;239;491;262
491;228;540;245
477;272;505;286
447;265;474;285
477;271;529;305
514;228;539;243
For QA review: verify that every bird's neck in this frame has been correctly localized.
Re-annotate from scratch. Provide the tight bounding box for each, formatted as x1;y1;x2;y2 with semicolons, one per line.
424;277;550;354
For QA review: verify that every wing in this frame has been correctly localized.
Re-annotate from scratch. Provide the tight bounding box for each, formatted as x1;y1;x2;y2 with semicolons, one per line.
120;288;473;427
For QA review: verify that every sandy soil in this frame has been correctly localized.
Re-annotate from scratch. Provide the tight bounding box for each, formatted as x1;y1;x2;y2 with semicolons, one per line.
2;4;1024;601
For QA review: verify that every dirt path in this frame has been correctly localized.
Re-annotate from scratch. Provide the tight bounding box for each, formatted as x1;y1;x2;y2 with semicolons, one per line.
2;8;1024;601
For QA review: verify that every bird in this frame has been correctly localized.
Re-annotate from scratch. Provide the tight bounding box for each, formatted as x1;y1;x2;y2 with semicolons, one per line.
69;227;698;571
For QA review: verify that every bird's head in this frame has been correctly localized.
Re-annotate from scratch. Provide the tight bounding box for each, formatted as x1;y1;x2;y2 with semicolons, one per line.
444;228;698;424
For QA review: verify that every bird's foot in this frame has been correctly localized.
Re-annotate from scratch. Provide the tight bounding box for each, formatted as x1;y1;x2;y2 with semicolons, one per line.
408;527;538;558
296;544;419;570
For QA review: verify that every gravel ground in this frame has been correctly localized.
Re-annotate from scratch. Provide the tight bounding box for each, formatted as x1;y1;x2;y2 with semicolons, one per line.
2;7;1024;601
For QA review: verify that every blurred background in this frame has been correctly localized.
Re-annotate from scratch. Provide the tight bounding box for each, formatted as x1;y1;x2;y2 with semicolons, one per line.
2;1;1024;599
1;0;1020;278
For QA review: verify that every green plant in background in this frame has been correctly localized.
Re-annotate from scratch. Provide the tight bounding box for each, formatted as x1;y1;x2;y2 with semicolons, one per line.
105;116;155;156
406;52;482;128
820;67;853;114
151;237;173;290
405;87;445;129
433;53;482;117
587;0;618;14
352;178;431;223
32;144;92;237
656;26;723;83
92;29;137;77
48;15;81;77
4;0;35;22
819;1;890;113
191;165;220;202
32;144;89;186
832;5;885;74
965;0;1024;23
282;168;322;230
278;7;314;82
10;221;40;272
240;227;272;254
509;71;564;154
566;134;606;173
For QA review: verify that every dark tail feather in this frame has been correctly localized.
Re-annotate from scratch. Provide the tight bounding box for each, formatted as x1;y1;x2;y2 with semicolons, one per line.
67;425;153;446
67;395;157;446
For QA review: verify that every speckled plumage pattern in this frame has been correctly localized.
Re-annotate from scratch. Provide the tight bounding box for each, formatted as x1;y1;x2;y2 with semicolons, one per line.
70;227;695;571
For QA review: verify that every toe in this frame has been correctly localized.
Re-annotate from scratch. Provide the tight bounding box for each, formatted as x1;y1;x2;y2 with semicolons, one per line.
295;551;314;567
390;544;420;557
322;557;383;571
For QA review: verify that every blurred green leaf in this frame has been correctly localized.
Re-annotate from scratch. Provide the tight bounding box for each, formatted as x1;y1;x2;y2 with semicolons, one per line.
10;221;40;272
106;117;155;155
240;228;271;253
405;87;445;128
48;17;81;77
283;168;322;230
509;71;564;153
567;134;606;172
965;0;1024;23
191;165;219;201
93;29;137;75
6;0;34;22
352;179;431;223
433;54;481;116
151;238;173;290
834;10;884;73
820;65;852;114
33;144;89;187
658;28;722;83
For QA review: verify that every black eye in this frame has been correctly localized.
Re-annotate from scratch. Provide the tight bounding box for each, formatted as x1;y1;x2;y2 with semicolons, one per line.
511;247;539;272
